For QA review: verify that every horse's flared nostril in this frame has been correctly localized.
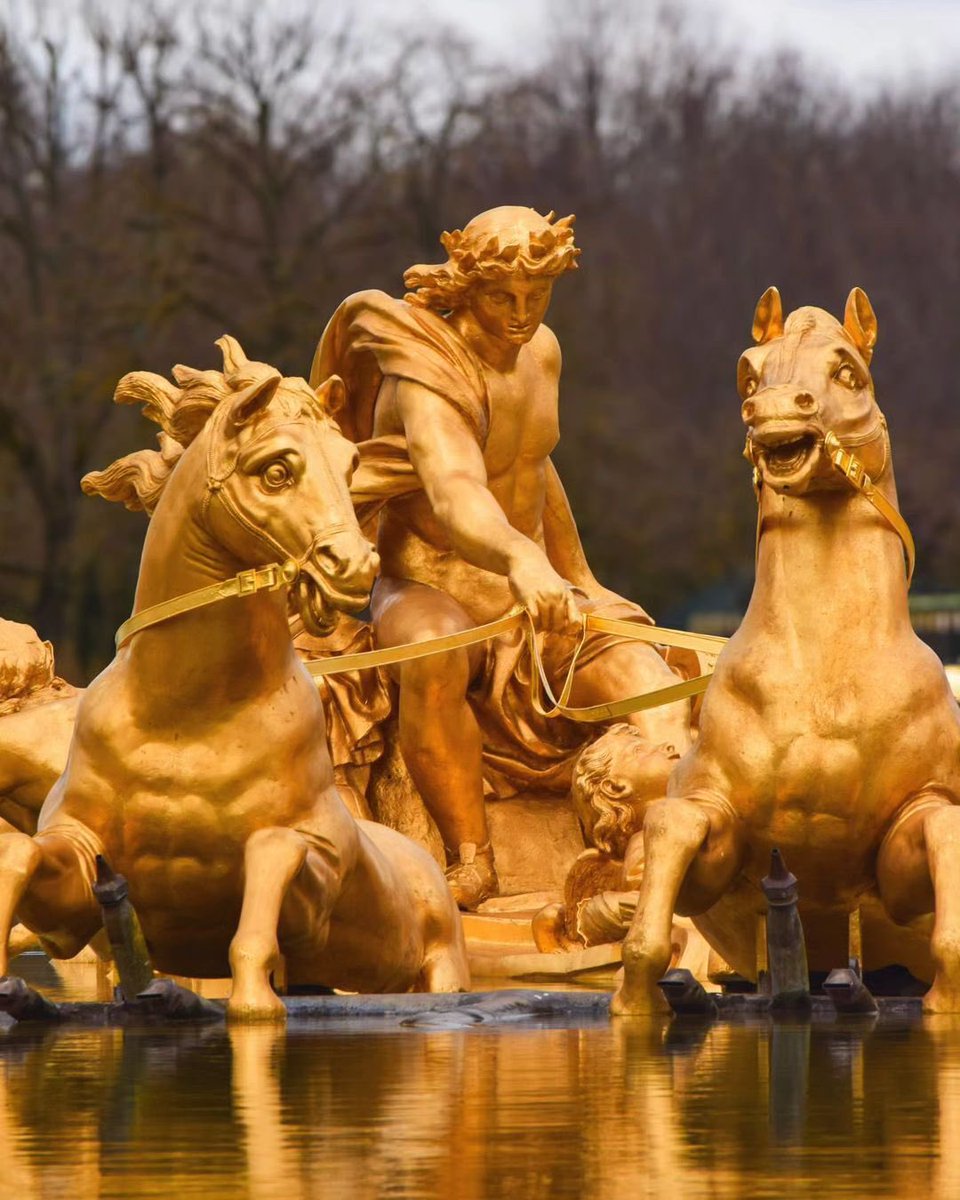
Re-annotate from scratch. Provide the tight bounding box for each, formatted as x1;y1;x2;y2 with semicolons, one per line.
795;392;817;413
315;544;347;578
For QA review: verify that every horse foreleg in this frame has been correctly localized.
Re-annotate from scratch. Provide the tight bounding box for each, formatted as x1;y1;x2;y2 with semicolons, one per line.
611;799;710;1016
0;834;41;977
0;826;100;977
877;800;960;1012
611;796;741;1016
8;924;41;959
228;827;309;1023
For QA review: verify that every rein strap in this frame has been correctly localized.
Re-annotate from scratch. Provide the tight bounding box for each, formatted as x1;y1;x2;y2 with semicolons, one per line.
116;560;300;649
116;567;727;719
823;431;915;586
306;608;727;723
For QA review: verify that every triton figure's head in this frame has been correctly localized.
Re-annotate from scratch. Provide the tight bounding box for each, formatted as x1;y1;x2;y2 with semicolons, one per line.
572;724;680;859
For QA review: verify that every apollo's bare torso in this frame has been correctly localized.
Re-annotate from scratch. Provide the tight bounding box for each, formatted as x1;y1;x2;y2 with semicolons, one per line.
373;324;560;622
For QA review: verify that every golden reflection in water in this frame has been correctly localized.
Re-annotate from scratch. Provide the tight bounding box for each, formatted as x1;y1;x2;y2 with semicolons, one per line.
1;1016;960;1199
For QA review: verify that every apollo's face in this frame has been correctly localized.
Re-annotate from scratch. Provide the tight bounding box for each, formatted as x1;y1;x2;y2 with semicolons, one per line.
467;275;554;345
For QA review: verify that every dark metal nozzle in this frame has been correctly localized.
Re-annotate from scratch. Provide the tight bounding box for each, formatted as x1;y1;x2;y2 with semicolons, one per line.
658;967;718;1017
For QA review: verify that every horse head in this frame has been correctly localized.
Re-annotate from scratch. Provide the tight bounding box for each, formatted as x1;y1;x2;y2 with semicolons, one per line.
197;336;378;636
740;286;887;497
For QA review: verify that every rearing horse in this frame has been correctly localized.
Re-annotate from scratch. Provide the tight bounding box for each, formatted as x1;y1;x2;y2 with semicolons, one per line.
613;288;960;1015
0;337;468;1018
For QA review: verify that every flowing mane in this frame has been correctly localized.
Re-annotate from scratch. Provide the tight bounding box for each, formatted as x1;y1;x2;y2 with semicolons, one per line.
81;334;318;513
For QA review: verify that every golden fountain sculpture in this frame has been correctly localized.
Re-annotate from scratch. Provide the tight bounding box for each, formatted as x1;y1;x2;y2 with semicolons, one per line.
0;337;469;1019
613;287;960;1016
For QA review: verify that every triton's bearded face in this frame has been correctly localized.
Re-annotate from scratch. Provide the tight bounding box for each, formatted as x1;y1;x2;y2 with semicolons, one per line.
467;276;554;345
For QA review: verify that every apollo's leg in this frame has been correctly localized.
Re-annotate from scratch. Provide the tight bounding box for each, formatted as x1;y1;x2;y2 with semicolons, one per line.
561;638;692;753
228;827;312;1022
611;797;740;1016
877;801;960;1012
0;828;100;976
373;578;487;852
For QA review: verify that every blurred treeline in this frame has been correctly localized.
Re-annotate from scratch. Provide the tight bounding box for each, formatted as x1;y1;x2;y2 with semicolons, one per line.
1;0;959;680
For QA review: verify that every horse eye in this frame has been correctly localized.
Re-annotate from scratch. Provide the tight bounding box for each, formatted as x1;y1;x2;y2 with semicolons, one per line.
261;460;291;490
835;363;859;390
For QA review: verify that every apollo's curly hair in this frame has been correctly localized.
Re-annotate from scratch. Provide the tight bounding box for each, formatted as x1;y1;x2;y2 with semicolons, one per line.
571;726;650;858
404;206;580;311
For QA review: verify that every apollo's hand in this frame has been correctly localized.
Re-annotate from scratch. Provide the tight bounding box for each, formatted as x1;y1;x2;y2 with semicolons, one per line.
507;546;580;633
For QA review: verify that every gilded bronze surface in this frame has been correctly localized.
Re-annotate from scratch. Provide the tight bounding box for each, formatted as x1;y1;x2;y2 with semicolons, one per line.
613;287;960;1015
0;338;468;1018
310;206;693;905
533;724;676;950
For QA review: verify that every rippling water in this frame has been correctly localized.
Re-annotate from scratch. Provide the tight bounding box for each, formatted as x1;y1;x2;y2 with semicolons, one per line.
2;960;960;1199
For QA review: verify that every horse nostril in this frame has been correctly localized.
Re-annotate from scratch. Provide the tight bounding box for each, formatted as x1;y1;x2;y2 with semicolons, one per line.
315;544;346;577
795;392;816;412
741;400;755;422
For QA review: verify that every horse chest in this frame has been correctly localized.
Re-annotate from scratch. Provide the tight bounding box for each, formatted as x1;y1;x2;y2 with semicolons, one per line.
59;680;329;861
706;633;959;822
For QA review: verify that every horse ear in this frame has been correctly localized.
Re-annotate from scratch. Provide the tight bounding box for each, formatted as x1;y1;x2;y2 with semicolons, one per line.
843;287;877;363
228;373;280;427
216;334;249;377
315;374;346;416
752;286;784;344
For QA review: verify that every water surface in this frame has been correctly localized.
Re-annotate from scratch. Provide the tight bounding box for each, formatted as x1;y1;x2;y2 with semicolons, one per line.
2;1006;960;1200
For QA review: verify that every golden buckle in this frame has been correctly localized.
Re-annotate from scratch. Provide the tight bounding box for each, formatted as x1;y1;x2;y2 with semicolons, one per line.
237;569;259;595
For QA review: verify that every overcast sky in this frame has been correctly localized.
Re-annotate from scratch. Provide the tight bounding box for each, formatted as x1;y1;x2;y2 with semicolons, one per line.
10;0;960;93
401;0;960;90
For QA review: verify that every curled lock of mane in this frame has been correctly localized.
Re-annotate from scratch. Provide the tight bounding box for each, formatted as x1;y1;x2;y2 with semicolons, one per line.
82;336;277;513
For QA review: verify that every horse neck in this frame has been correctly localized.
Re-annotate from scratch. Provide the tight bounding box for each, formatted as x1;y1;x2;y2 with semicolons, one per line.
747;463;911;643
123;437;294;706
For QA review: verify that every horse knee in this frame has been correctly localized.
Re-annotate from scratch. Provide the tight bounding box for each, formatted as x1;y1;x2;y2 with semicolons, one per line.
245;826;307;863
0;833;41;880
877;806;940;923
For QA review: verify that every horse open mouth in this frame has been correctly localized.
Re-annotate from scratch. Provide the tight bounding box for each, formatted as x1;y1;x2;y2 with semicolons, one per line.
760;433;819;481
292;565;371;638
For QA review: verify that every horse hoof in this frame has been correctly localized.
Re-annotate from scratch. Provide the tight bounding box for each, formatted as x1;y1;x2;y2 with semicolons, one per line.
226;1000;288;1024
0;976;61;1023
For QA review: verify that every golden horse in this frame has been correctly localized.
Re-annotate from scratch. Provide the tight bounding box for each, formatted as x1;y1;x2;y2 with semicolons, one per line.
613;287;960;1015
0;337;468;1019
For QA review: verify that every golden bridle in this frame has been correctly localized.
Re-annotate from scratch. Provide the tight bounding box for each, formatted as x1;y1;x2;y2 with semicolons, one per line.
747;415;915;587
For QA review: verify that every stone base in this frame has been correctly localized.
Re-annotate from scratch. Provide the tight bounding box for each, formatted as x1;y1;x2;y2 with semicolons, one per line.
486;793;585;895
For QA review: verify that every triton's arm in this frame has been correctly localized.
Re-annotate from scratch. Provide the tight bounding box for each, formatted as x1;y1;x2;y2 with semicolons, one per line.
396;380;578;631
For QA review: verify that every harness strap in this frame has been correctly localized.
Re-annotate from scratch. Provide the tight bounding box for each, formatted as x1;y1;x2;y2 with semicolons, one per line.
750;427;916;588
306;607;727;721
115;560;299;649
823;431;915;586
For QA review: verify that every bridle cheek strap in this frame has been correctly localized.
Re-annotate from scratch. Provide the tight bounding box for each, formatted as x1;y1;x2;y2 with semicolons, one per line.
823;430;915;587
